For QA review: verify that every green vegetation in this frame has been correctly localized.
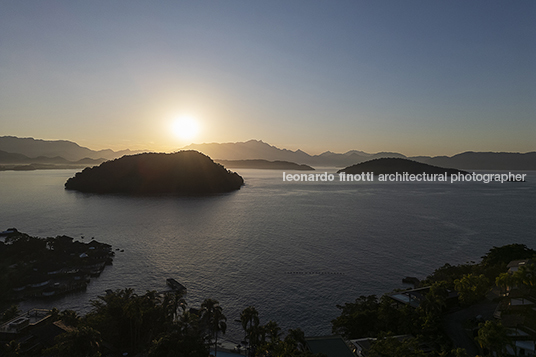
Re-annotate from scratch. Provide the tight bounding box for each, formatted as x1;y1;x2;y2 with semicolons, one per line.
366;334;428;357
2;242;536;356
0;288;319;356
331;243;536;356
474;320;512;357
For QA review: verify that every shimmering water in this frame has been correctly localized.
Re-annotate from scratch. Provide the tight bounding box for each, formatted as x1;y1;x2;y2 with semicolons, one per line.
1;169;535;342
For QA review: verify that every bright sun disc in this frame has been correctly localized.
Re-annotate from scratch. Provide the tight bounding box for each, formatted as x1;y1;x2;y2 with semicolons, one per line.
172;116;200;141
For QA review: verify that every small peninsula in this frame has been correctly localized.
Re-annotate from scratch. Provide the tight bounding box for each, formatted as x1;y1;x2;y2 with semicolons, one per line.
0;229;113;301
65;151;244;195
338;157;468;176
216;159;314;170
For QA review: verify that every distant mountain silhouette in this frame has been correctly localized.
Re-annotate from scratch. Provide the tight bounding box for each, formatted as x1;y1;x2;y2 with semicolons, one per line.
338;158;468;176
3;136;534;170
183;140;405;167
0;136;138;161
0;149;106;170
416;152;536;170
184;140;535;170
0;150;33;164
65;151;244;195
184;140;312;163
215;159;314;170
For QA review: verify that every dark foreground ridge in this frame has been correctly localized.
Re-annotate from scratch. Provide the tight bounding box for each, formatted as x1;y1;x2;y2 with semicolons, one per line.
338;157;468;176
0;229;113;301
65;151;244;195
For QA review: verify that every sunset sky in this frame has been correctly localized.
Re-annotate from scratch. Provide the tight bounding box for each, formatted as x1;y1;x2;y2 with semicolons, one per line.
1;1;535;156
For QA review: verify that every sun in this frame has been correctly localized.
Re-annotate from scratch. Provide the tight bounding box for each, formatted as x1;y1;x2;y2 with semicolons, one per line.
171;116;200;141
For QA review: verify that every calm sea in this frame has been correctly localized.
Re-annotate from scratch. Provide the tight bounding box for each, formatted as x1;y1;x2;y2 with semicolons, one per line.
1;168;535;342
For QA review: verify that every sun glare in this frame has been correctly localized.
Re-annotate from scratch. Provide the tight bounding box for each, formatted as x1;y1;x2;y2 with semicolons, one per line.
171;116;200;141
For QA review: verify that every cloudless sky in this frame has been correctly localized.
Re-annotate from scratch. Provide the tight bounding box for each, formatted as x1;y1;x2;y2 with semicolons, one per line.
1;0;534;156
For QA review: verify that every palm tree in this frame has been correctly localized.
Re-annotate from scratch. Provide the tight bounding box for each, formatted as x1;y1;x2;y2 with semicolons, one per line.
475;320;512;356
50;307;61;321
240;306;260;354
263;320;281;344
60;309;81;327
495;272;518;296
284;328;307;352
163;290;186;322
516;263;536;296
177;309;198;336
200;299;227;356
53;326;102;357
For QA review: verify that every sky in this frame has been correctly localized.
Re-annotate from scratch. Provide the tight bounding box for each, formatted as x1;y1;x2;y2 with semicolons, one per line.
0;1;535;156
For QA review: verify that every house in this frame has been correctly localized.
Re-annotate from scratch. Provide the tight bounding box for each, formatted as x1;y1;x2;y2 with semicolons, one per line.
386;286;458;309
492;260;536;356
507;260;534;274
386;287;430;309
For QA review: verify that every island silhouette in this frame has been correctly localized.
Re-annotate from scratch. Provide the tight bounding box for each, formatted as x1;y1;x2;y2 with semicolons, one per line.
65;151;244;195
338;157;468;175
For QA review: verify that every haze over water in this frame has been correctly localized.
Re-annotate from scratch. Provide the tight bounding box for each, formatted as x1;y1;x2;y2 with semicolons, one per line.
2;168;535;342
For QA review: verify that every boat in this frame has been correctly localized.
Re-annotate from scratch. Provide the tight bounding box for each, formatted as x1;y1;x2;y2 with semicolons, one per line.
166;278;187;293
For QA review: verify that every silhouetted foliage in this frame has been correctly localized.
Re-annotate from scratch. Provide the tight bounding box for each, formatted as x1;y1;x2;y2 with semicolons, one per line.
240;305;261;351
45;326;102;357
200;298;227;356
481;244;536;267
331;295;419;339
60;309;81;327
1;305;20;322
454;274;490;306
0;232;112;303
65;151;244;195
367;334;427;357
475;320;512;356
420;263;474;288
331;244;536;355
85;289;176;354
148;329;208;357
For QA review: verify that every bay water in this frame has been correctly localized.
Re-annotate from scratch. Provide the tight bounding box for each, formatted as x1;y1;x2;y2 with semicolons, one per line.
1;168;535;342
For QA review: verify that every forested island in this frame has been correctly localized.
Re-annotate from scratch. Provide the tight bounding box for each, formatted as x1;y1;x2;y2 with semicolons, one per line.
338;157;468;176
65;151;244;195
2;241;535;356
216;159;314;171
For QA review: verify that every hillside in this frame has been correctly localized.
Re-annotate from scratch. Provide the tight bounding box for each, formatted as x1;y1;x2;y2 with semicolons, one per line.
215;159;314;170
2;136;534;170
0;136;137;161
338;157;468;176
184;140;535;170
183;140;405;167
0;149;106;170
419;152;536;170
65;151;244;195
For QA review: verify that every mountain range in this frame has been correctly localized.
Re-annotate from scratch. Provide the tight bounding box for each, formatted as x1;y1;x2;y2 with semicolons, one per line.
184;140;536;170
0;136;137;162
1;136;535;170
